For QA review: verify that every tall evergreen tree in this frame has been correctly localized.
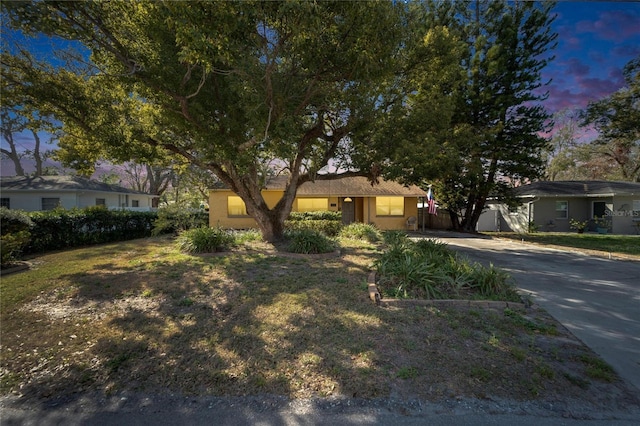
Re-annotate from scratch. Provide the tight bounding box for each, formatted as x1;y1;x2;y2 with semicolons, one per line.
360;0;557;231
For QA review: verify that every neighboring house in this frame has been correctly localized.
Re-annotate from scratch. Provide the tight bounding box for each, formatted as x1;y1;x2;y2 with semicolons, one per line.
0;175;157;212
478;180;640;235
209;176;428;230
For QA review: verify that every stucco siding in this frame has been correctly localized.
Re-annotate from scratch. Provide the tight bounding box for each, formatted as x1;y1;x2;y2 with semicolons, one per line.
209;190;420;231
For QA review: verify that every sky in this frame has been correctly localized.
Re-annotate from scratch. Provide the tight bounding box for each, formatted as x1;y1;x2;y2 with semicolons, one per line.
2;1;640;177
543;1;640;114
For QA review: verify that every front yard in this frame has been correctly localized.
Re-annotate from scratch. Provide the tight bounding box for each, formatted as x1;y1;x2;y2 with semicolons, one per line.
1;235;637;411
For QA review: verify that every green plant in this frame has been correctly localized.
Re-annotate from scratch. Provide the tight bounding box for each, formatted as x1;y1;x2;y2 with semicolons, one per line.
287;211;341;221
569;218;588;232
152;204;208;236
396;366;419;379
284;229;337;254
579;354;616;382
339;223;381;242
284;219;342;237
230;229;263;244
382;230;410;248
593;216;611;230
527;221;539;233
0;207;33;266
177;227;235;254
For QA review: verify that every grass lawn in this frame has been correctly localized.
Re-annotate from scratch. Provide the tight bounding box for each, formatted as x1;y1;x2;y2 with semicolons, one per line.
485;232;640;257
0;235;635;406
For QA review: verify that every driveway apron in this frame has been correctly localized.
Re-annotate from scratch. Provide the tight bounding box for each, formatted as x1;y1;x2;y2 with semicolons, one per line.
422;232;640;393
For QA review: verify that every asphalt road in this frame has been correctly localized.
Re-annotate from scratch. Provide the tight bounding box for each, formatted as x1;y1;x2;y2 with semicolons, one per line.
427;231;640;394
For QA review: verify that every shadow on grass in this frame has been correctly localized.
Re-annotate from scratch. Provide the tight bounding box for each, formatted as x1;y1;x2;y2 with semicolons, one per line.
9;242;391;407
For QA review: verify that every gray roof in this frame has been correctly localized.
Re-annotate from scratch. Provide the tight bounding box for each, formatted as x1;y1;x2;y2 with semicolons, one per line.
212;175;427;197
0;176;151;195
515;180;640;198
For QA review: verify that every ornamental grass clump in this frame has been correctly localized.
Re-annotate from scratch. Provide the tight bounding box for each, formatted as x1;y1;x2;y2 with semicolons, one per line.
339;223;382;242
375;237;520;301
177;226;235;253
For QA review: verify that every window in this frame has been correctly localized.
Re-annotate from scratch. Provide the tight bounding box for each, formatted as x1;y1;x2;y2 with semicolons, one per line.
96;198;106;206
42;198;60;211
131;200;139;207
555;201;568;219
227;196;248;216
297;198;328;212
0;198;9;209
376;197;404;216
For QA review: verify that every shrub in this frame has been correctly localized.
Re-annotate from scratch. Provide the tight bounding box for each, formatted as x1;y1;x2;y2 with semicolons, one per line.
285;229;336;254
27;207;156;252
1;207;34;266
177;227;235;254
287;211;341;221
284;219;342;237
382;230;410;248
153;205;208;235
339;223;381;242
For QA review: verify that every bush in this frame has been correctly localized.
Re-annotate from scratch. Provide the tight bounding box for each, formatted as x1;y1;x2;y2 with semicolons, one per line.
382;230;410;248
27;207;156;252
152;205;209;235
0;207;33;266
285;219;343;237
177;227;235;254
339;223;381;242
285;229;337;254
287;211;341;221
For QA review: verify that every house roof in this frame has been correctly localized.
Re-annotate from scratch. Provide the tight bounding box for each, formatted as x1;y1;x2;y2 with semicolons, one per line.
514;180;640;198
211;175;428;197
0;175;151;195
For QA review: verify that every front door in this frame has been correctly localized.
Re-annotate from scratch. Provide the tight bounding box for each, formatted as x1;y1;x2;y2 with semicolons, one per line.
341;198;355;225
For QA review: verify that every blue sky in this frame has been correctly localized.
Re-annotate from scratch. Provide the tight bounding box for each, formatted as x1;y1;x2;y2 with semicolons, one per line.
543;1;640;114
2;1;640;176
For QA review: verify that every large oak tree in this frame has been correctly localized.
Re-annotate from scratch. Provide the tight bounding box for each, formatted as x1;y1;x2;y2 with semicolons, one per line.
2;1;405;241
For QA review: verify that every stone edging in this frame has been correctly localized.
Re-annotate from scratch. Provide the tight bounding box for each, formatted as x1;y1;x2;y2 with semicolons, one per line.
367;271;526;310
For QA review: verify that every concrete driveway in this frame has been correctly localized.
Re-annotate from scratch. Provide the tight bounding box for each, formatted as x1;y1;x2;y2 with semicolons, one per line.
425;231;640;393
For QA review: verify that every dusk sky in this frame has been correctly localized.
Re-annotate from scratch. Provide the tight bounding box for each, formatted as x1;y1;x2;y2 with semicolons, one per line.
2;1;640;176
543;1;640;114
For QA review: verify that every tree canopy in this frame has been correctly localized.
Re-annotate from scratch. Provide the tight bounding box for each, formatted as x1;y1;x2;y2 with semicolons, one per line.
582;57;640;182
352;0;557;231
2;0;561;237
2;1;407;240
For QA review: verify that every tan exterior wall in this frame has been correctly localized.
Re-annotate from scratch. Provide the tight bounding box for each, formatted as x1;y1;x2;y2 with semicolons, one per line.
209;190;420;231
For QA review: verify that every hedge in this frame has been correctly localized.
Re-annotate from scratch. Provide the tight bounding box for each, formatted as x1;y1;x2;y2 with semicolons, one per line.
25;207;158;253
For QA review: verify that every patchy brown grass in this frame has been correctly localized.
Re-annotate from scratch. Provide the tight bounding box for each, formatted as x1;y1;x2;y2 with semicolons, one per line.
1;236;638;411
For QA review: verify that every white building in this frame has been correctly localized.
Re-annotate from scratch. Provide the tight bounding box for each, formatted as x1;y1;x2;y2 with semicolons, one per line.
0;175;157;212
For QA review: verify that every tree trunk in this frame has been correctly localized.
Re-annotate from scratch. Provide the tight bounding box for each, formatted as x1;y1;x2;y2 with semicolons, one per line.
1;130;26;176
32;130;43;176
